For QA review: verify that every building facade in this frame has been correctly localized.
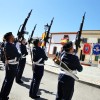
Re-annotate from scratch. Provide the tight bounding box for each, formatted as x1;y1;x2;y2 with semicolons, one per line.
79;30;100;62
48;32;77;54
48;30;100;63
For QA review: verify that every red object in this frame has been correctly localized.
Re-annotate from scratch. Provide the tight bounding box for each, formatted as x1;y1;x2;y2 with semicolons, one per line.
83;43;91;54
81;63;91;66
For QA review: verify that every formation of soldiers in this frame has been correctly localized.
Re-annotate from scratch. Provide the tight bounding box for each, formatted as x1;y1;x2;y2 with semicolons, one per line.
0;32;48;100
0;10;85;100
0;32;83;100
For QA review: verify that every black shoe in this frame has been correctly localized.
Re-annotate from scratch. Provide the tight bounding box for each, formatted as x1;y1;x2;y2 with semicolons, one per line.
16;80;24;84
29;95;40;99
0;97;9;100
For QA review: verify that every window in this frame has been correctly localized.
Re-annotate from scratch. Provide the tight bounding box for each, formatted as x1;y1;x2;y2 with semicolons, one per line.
82;38;87;43
98;38;100;43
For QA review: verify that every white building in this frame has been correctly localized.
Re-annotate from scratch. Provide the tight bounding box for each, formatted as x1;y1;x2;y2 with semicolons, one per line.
47;30;100;63
48;32;77;54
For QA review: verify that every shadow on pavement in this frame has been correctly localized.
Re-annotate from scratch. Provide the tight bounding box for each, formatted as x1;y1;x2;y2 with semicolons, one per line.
22;76;32;82
19;83;30;89
19;82;43;90
38;89;56;96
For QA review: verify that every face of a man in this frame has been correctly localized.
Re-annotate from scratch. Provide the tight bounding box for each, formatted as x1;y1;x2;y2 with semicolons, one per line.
10;35;15;42
22;39;25;44
70;46;74;53
22;39;27;45
38;41;42;47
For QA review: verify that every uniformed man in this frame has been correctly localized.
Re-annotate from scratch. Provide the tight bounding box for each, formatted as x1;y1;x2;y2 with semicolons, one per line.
0;32;20;100
56;41;83;100
16;39;28;84
1;38;6;64
29;39;48;99
0;43;4;70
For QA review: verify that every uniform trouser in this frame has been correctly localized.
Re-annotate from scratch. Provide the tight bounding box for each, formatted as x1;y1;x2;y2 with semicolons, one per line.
0;64;17;99
29;65;44;97
16;58;26;81
56;74;75;100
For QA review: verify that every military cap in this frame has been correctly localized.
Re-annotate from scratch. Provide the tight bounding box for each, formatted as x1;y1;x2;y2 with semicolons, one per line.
33;39;39;43
33;38;41;46
63;41;73;50
4;32;12;40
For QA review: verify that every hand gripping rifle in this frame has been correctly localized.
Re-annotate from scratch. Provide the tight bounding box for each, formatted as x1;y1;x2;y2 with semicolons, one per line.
17;9;32;40
41;17;54;49
75;12;86;54
28;24;37;65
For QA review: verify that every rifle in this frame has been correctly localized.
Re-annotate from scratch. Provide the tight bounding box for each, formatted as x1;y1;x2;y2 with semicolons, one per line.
75;12;86;53
28;24;37;65
17;9;32;40
28;24;37;44
42;17;54;48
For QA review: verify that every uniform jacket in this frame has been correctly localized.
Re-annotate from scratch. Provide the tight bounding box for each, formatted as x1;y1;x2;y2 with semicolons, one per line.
5;42;20;60
20;44;28;56
61;51;83;72
32;46;48;64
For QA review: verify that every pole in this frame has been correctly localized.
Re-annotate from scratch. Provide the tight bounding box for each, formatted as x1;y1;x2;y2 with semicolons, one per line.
89;43;93;64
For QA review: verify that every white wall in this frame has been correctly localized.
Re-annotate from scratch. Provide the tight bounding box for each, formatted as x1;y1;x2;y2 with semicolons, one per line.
51;34;76;43
49;34;76;54
49;44;63;54
88;38;97;43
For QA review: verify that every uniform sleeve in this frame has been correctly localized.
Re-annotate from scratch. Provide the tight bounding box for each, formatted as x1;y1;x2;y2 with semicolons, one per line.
32;47;48;62
21;45;28;56
61;54;83;72
41;49;48;60
74;56;83;72
6;44;21;59
16;42;21;54
32;48;37;61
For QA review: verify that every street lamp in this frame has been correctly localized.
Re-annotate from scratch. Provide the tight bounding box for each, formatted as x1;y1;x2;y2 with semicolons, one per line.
44;23;49;33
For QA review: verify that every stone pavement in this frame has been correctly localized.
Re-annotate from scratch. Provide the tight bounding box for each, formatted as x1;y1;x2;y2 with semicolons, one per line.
26;55;100;86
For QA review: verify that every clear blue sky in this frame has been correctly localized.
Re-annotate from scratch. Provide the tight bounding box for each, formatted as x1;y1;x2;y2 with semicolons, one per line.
0;0;100;41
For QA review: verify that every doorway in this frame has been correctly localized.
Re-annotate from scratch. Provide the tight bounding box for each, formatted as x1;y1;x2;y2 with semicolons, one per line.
53;46;57;54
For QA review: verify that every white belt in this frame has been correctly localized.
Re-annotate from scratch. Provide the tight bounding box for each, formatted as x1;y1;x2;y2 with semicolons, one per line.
22;54;26;58
8;58;18;65
33;62;44;66
22;56;26;58
60;70;77;75
33;58;44;66
60;67;79;81
8;59;16;62
54;62;79;81
9;62;19;65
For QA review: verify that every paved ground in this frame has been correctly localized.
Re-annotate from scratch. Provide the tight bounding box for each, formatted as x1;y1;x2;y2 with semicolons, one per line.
0;64;100;100
26;55;100;86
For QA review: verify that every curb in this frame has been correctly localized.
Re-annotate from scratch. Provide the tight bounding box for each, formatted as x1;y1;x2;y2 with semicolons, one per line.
26;63;100;88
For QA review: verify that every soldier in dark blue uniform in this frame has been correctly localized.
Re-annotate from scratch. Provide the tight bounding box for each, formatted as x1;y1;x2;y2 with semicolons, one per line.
56;41;83;100
29;39;48;99
16;39;28;84
0;32;20;100
1;39;6;64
